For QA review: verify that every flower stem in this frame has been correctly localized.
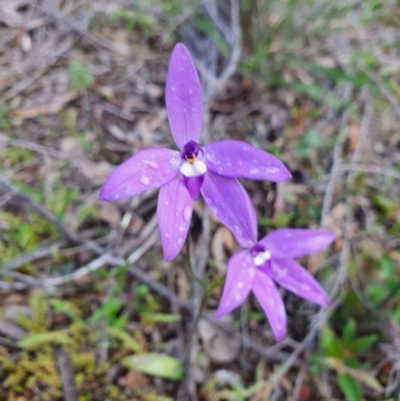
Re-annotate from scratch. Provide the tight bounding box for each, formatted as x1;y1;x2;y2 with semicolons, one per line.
185;236;204;287
181;235;207;358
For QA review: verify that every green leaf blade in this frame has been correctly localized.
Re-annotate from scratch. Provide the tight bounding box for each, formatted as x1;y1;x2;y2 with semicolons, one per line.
121;353;184;381
338;373;362;401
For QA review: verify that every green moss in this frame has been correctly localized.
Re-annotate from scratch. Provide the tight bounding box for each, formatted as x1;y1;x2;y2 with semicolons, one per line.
0;291;173;400
0;211;55;262
1;345;62;398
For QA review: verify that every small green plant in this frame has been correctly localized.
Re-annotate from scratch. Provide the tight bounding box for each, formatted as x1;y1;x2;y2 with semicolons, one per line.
89;289;130;330
366;256;400;318
111;7;154;36
259;213;294;229
68;62;94;90
2;146;33;167
0;105;12;132
313;320;381;401
294;130;325;158
0;210;55;262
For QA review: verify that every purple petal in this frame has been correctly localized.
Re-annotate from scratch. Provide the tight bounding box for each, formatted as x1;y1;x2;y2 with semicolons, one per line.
215;251;254;318
201;172;257;247
99;148;180;201
266;258;329;306
260;229;336;259
157;177;193;261
204;140;291;182
166;43;203;149
183;175;204;200
252;270;287;341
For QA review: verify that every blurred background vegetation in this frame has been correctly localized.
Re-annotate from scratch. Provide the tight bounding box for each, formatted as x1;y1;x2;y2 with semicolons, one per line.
0;0;400;400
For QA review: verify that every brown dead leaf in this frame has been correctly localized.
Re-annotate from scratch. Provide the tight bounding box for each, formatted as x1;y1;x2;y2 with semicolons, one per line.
134;119;153;145
251;382;273;401
128;218;145;235
348;122;361;151
308;251;328;275
175;266;189;301
25;17;49;31
13;91;78;119
273;182;307;217
132;114;165;146
279;87;296;107
282;147;301;172
211;226;235;274
198;313;240;363
97;202;121;227
37;157;64;186
358;238;384;260
297;385;312;401
73;160;113;185
294;102;307;137
107;124;127;142
145;84;163;99
315;56;336;68
110;41;131;58
309;204;344;274
119;370;149;388
59;136;85;158
281;375;293;392
324;202;345;240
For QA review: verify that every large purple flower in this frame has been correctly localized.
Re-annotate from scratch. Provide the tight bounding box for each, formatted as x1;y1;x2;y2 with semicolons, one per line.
99;43;291;261
216;228;335;341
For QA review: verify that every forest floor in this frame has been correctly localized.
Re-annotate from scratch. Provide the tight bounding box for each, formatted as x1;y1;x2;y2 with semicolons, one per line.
1;0;400;400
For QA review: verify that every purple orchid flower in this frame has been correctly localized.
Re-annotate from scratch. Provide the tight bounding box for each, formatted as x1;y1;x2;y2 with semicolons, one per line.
216;228;335;341
99;43;291;261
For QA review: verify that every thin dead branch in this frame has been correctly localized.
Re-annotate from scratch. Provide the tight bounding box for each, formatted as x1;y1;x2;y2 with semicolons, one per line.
196;0;242;112
55;348;77;401
272;90;375;398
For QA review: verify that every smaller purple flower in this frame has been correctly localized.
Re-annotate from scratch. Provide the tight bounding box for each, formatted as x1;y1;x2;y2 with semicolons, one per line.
100;43;291;261
216;228;335;341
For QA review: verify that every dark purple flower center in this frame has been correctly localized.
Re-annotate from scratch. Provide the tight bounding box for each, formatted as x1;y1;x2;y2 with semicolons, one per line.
179;141;206;200
181;140;203;164
250;243;266;258
250;243;272;269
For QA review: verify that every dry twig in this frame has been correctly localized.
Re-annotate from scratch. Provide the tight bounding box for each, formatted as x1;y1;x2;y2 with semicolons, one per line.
271;89;375;398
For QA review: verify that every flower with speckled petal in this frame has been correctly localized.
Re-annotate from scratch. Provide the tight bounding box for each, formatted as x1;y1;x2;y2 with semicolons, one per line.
216;229;335;341
99;43;291;261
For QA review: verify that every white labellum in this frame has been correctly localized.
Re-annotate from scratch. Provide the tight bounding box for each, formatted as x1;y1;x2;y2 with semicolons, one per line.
180;160;207;177
253;250;271;266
